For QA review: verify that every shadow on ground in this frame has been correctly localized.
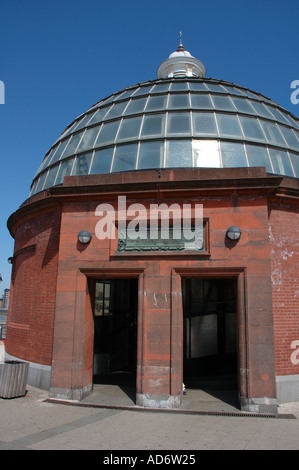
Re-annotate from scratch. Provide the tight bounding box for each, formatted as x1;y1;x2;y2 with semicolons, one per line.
85;373;240;414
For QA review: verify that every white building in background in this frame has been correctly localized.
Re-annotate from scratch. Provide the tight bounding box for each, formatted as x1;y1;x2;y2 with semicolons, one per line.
2;289;10;309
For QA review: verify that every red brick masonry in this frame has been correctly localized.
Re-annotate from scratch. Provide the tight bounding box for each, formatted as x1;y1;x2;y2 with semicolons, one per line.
6;167;299;411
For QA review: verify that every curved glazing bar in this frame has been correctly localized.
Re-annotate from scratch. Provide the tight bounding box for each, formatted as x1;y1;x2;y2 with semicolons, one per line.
29;77;299;196
29;139;299;197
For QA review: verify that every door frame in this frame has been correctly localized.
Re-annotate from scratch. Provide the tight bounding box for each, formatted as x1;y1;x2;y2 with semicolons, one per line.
171;267;247;407
82;268;145;397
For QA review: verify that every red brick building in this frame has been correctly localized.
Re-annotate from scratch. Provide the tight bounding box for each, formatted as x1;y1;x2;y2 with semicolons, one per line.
6;42;299;413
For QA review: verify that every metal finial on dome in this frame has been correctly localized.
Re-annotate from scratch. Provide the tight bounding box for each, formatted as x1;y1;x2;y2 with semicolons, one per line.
177;31;185;52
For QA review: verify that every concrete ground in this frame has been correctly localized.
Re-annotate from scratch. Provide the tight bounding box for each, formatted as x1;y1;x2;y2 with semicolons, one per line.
0;383;298;451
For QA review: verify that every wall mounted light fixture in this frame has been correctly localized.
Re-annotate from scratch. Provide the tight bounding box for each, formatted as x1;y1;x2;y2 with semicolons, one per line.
226;226;242;241
78;230;92;244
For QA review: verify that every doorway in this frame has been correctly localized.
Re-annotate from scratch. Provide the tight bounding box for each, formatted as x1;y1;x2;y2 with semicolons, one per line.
182;277;238;405
93;278;138;394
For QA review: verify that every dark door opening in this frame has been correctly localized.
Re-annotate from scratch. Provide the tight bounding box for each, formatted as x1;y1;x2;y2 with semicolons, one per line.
182;278;238;402
93;278;138;389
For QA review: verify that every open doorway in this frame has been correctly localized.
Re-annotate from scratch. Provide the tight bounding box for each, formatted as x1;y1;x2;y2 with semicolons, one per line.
182;277;239;407
93;278;138;398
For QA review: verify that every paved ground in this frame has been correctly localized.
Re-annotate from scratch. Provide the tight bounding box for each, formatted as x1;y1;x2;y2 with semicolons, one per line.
0;385;298;451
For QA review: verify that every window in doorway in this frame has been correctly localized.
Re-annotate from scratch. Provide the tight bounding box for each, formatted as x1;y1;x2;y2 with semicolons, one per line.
182;277;237;377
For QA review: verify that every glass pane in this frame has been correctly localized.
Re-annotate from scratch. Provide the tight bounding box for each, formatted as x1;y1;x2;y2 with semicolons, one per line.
70;118;85;133
133;85;153;96
63;132;84;157
103;101;128;120
232;97;257;114
150;83;170;93
193;140;221;167
165;140;192;167
190;315;217;357
190;94;214;109
55;158;75;185
95;281;104;316
72;153;92;175
188;82;208;92
211;95;235;111
112;143;138;171
123;97;147;115
141;114;165;136
44;165;58;188
192;112;218;136
36;148;56;175
251;102;275;119
168;93;190;109
29;179;38;196
60;120;81;139
95;120;120;146
289;153;299;177
278;126;299;149
205;83;226;93
261;121;286;146
167;112;191;134
217;114;243;137
220;142;247;167
267;107;292;125
76;126;101;151
90;148;113;174
246;144;272;172
74;112;96;131
170;81;189;91
269;149;294;177
239;116;266;141
49;137;71;164
101;94;119;106
35;172;47;193
287;116;299;130
280;113;298;127
138;141;164;169
117;116;142;141
221;85;246;96
146;95;167;111
113;88;136;101
87;107;110;125
244;90;263;101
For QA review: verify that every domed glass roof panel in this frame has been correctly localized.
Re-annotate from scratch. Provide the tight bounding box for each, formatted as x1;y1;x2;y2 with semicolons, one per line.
30;77;299;196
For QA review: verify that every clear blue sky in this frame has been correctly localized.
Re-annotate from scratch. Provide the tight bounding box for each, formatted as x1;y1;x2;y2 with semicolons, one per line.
0;0;298;293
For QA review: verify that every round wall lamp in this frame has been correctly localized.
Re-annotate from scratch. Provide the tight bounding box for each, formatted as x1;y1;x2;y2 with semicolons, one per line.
78;230;92;244
7;257;14;264
226;226;242;241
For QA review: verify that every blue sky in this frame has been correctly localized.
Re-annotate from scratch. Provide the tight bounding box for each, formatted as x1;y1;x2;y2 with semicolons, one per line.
0;0;298;293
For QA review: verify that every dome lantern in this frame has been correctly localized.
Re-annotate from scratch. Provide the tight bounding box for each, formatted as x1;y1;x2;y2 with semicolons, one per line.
157;32;206;79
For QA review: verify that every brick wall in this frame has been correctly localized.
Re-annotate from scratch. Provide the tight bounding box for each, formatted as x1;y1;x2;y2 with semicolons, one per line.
50;191;276;401
269;202;299;376
6;209;61;365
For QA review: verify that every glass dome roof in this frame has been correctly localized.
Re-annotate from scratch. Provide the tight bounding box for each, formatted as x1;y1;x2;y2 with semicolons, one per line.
30;75;299;197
